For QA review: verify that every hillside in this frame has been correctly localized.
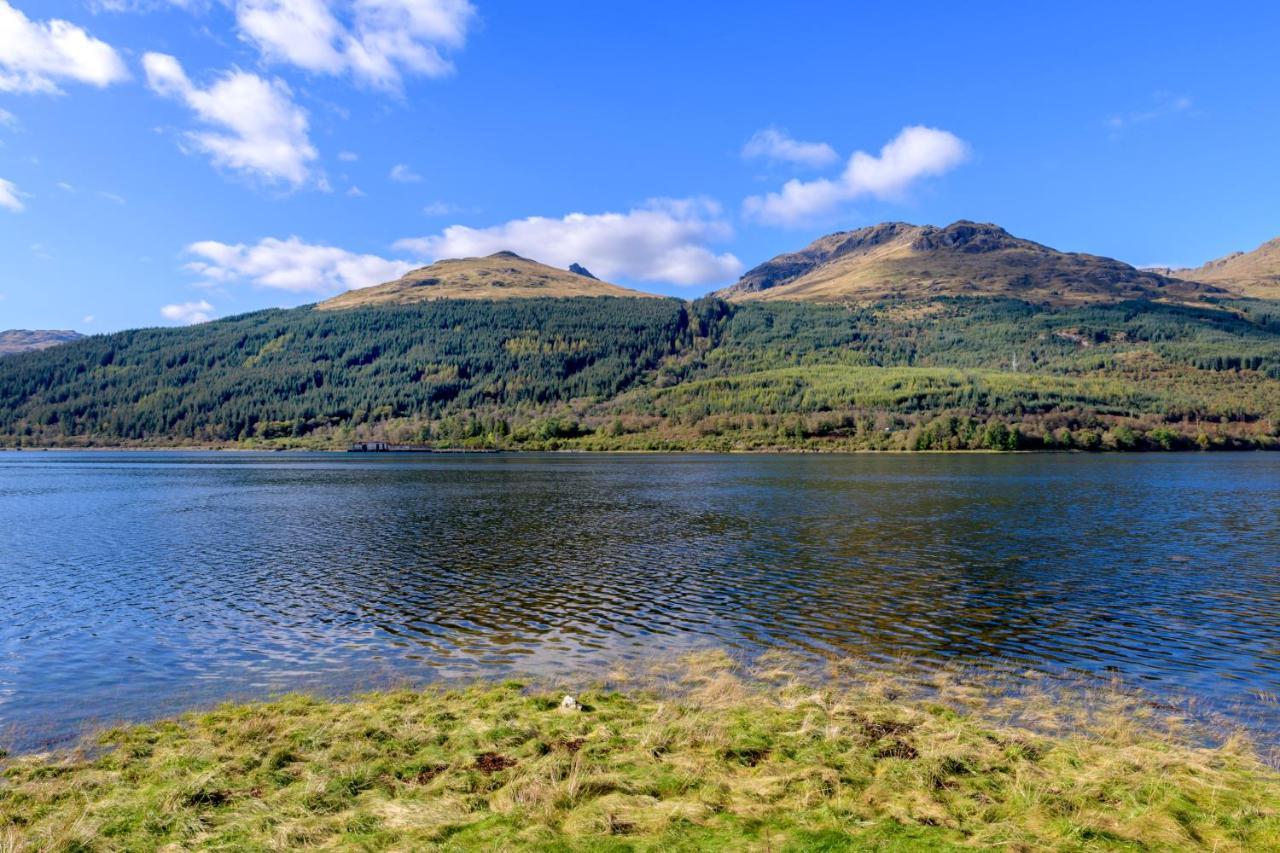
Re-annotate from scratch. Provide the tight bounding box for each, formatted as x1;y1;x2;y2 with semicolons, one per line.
1;294;1278;452
716;221;1220;305
1173;235;1280;298
318;252;654;309
0;329;82;356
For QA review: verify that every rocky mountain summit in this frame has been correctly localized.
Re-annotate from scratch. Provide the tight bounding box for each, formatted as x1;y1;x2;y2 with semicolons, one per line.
717;221;1220;305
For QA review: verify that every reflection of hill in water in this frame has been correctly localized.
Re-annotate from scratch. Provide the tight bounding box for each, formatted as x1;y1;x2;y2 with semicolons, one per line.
2;452;1279;748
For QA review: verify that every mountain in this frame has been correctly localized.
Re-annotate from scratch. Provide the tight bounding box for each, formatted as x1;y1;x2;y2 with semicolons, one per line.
1;228;1278;453
716;221;1221;305
319;252;654;309
2;294;1278;452
1171;235;1280;298
0;330;83;356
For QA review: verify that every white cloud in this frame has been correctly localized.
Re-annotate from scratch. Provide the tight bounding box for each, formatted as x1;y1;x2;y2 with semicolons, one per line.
97;190;126;204
235;0;476;91
389;162;421;182
57;181;75;192
143;52;318;186
1108;92;1193;132
161;299;215;324
0;1;129;94
185;235;415;293
0;176;24;211
337;149;358;161
395;198;742;286
89;0;201;10
82;314;96;325
0;107;16;127
742;128;838;168
421;199;457;215
346;184;365;197
743;125;969;226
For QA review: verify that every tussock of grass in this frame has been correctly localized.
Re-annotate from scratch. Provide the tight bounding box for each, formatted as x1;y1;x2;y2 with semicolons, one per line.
2;652;1278;851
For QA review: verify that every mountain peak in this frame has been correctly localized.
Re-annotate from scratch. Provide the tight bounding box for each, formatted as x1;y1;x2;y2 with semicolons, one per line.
717;220;1219;305
1174;234;1280;298
568;262;598;279
0;329;83;356
318;252;655;309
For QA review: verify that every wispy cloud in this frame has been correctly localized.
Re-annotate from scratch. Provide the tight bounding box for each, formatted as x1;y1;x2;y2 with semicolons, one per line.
97;190;126;204
743;125;969;226
422;200;459;216
1107;92;1194;133
0;176;25;212
235;0;476;92
389;163;421;183
143;52;319;187
742;128;838;168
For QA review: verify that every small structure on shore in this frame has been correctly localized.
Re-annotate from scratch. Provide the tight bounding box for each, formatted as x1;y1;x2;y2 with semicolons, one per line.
349;441;391;452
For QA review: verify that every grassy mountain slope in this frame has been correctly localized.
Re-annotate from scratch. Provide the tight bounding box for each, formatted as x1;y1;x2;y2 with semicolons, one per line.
0;329;82;356
2;295;1278;451
1173;235;1280;298
319;252;654;309
716;221;1220;305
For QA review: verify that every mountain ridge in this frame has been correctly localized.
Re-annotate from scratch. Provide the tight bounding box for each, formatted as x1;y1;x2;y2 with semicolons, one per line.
0;329;83;356
715;220;1222;305
1171;235;1280;298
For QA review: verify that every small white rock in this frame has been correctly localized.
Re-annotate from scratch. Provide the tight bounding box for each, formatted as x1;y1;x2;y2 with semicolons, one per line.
559;694;579;712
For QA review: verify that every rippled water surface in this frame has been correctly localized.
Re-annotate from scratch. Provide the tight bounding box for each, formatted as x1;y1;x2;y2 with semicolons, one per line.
2;451;1278;748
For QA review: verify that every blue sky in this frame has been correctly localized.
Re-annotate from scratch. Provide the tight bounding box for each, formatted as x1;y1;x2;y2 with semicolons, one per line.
2;1;1279;332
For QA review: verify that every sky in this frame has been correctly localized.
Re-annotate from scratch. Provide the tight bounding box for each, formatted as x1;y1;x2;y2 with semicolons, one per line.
1;1;1279;332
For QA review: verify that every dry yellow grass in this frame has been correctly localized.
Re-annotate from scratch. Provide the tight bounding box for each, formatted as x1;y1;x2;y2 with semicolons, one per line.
1174;235;1280;298
318;252;656;310
2;652;1278;851
718;221;1221;306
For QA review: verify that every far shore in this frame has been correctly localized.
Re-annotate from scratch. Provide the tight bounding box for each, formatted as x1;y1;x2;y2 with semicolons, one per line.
1;444;1273;455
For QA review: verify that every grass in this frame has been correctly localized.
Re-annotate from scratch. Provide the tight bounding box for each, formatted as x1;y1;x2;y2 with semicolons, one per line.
2;652;1278;851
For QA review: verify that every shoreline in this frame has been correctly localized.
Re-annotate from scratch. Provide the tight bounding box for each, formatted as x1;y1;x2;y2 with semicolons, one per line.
1;444;1274;455
3;654;1277;850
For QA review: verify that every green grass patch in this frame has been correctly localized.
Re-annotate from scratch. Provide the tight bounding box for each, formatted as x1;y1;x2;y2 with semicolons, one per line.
2;653;1278;850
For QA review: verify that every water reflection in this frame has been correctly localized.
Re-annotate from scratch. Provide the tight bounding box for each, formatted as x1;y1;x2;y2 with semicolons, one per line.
1;451;1278;749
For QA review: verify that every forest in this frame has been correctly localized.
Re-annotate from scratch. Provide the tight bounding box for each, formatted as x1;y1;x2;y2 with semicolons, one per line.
1;295;1278;451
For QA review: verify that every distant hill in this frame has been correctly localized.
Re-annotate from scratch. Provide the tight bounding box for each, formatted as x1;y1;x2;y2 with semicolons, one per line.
319;252;655;309
2;225;1279;453
716;221;1221;305
1171;235;1280;298
0;329;82;356
2;294;1278;452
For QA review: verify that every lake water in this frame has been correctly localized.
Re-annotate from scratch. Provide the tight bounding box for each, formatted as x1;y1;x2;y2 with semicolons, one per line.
2;451;1278;750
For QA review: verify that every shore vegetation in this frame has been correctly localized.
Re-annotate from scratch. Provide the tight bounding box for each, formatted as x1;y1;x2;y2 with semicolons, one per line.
3;653;1278;851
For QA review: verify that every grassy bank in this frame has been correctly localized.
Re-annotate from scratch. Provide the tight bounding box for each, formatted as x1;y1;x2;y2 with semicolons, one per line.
2;654;1278;851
